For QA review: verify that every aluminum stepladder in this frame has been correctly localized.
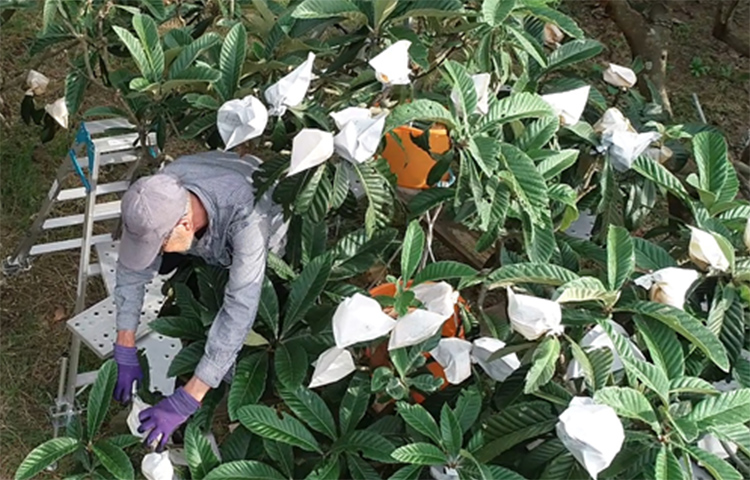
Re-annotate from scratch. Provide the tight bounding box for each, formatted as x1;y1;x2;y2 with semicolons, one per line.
0;117;177;436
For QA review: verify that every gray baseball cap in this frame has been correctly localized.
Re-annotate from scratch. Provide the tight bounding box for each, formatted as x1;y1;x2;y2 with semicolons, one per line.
119;174;188;270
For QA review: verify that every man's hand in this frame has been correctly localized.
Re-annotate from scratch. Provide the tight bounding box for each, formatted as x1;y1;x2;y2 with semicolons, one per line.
113;342;143;404
138;387;200;452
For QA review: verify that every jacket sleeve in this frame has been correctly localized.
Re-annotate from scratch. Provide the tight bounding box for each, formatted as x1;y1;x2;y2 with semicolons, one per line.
194;208;269;388
114;256;161;332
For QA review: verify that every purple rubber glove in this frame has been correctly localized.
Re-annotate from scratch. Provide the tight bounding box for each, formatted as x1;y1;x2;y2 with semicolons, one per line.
138;387;201;452
113;344;143;404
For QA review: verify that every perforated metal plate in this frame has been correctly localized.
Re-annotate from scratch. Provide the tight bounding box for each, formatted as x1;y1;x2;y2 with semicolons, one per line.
565;210;597;240
94;241;120;296
138;333;177;396
67;276;168;358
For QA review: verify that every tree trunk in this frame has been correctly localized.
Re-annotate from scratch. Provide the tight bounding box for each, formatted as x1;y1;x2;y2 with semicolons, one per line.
713;0;750;57
603;0;673;117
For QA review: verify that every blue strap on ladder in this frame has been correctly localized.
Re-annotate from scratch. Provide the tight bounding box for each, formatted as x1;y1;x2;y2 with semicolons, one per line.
68;123;95;192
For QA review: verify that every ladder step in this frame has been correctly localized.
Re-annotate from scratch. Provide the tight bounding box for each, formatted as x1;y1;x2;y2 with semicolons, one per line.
92;132;157;156
74;150;139;170
43;201;121;230
29;234;112;256
84;118;134;136
88;263;102;278
57;181;130;202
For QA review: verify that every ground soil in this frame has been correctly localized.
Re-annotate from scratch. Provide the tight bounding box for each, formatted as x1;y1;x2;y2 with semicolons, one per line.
1;1;748;478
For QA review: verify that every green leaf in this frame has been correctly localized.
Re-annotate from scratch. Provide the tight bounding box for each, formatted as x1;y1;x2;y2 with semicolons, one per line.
306;456;341;480
526;5;584;38
500;143;549;222
668;376;718;395
488;263;578;289
150;315;205;341
516;116;559;151
693;132;731;205
708;424;750;457
537;150;579;181
282;255;332;335
454;388;482;434
594;387;660;433
132;14;165;82
340;373;370;435
91;440;134;480
444;60;477;119
215;23;247;101
169;32;221;78
617;301;729;372
386;99;455;133
479;93;553;133
555;277;619;307
292;0;365;21
545;39;602;72
387;465;423;480
654;446;685;480
634;316;684;380
185;421;220;480
622;356;670;403
339;430;397;463
14;437;80;480
258;277;279;337
391;443;448;466
228;352;268;421
507;24;547;68
440;404;462;457
108;434;140;449
113;26;152;81
41;0;59;33
203;461;286;480
567;335;596;390
238;404;322;453
374;0;399;26
280;386;337;440
589;348;615;391
633;238;677;271
468;136;500;176
687;389;750;428
632;156;690;202
168;340;205;377
478;401;556;462
409;188;454;216
413;261;477;285
65;68;87;116
346;454;380;480
401;221;425;282
275;341;308;389
264;439;294;478
396;402;442;445
525;336;560;394
683;446;742;480
219;426;253;463
87;360;116;440
607;225;634;291
351;162;392;237
482;0;515;26
331;162;350;209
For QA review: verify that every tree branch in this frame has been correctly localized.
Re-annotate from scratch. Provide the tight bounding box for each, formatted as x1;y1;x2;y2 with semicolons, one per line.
604;0;673;117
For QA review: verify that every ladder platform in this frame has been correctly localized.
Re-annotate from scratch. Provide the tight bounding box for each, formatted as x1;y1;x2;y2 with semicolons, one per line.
94;241;120;296
43;201;121;231
57;181;130;202
66;274;169;359
30;234;113;256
